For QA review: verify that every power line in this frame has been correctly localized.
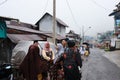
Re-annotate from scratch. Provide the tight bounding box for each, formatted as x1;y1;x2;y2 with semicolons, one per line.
65;0;80;28
89;0;111;11
0;0;8;6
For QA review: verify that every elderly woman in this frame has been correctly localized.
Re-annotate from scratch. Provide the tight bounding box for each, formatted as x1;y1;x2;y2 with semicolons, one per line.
42;42;55;61
41;42;55;80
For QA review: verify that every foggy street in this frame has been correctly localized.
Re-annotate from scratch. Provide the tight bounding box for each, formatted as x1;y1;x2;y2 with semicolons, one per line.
81;48;120;80
0;0;120;80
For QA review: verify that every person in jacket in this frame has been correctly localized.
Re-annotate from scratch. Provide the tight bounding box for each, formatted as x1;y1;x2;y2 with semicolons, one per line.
19;40;42;80
61;40;82;80
55;38;69;63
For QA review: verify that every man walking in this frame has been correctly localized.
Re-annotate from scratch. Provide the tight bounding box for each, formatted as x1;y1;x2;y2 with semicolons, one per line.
61;40;82;80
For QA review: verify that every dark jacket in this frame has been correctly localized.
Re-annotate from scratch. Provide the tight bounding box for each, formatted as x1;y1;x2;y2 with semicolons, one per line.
19;44;42;80
62;48;82;80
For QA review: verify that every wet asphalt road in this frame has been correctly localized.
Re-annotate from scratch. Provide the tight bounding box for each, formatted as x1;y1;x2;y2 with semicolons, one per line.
81;48;120;80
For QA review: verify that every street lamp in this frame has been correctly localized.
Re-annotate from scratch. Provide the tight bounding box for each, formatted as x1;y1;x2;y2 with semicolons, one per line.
82;26;91;43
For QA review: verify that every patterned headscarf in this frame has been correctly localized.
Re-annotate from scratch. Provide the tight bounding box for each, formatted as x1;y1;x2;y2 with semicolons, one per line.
44;42;50;51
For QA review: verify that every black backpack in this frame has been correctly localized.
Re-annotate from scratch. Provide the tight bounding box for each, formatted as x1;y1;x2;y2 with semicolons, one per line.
63;48;78;70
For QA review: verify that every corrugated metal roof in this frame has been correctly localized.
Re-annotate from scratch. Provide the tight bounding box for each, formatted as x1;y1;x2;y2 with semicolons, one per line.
56;18;68;27
0;16;19;21
7;25;52;37
44;33;66;40
109;10;120;16
7;25;65;41
7;34;44;43
66;34;75;37
56;34;66;40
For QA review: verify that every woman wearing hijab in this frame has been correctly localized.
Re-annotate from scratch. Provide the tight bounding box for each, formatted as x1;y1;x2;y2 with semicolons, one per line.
42;42;55;61
19;40;42;80
41;42;55;80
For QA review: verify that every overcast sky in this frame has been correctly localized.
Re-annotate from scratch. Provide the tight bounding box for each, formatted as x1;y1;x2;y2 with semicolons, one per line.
0;0;120;37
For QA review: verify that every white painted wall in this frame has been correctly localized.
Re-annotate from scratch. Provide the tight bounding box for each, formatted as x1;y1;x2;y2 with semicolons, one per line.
39;15;66;36
39;15;52;32
56;24;66;36
47;37;53;43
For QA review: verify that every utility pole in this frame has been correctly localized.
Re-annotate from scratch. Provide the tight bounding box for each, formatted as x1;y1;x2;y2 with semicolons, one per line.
53;0;56;45
82;26;84;43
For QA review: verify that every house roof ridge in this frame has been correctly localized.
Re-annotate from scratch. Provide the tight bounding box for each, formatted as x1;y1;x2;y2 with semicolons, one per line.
35;12;69;27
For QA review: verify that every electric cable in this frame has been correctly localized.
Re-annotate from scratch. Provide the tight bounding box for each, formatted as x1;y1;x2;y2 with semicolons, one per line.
0;0;8;6
65;0;80;28
89;0;111;11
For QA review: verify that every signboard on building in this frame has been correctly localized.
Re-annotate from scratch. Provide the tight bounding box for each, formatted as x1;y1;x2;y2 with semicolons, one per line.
0;21;7;38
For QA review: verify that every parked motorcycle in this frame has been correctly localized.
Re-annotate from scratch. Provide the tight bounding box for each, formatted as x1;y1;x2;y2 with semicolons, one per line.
0;63;13;80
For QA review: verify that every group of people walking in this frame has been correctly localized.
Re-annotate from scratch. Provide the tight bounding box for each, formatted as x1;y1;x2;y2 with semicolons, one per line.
19;39;83;80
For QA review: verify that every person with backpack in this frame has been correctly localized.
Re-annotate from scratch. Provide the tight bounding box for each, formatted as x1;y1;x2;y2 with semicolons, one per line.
60;40;82;80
